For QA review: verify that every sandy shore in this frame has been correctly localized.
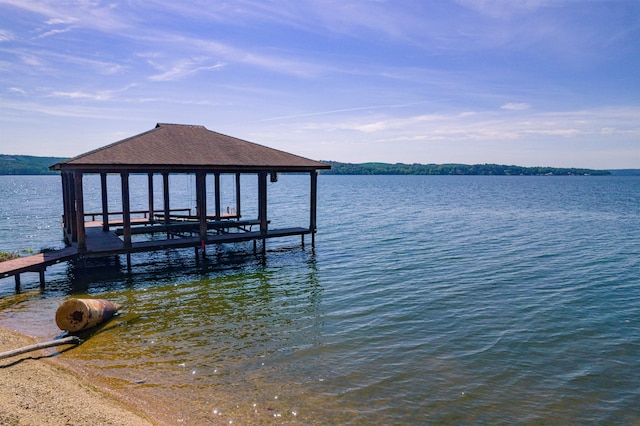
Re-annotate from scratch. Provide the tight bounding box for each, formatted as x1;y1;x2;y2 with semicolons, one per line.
0;326;157;426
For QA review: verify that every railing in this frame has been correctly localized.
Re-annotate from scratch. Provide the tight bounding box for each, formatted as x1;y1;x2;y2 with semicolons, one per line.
82;208;192;221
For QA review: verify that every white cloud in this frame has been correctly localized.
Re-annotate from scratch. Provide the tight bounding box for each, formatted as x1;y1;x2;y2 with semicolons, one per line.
45;17;78;25
1;0;129;33
5;48;126;75
0;29;14;42
501;102;531;111
524;128;581;136
48;84;137;101
260;101;435;122
18;53;44;67
0;98;133;119
35;27;73;39
289;106;640;146
147;59;225;82
1;0;637;168
50;91;109;100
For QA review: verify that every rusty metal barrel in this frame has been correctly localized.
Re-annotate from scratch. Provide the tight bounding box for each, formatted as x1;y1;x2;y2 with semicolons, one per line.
55;298;118;332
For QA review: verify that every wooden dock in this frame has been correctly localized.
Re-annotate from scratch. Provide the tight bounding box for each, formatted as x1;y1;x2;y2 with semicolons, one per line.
0;247;77;290
26;123;329;293
1;221;311;291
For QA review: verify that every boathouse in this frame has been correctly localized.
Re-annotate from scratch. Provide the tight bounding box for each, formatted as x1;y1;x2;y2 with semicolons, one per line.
1;123;329;290
46;123;330;263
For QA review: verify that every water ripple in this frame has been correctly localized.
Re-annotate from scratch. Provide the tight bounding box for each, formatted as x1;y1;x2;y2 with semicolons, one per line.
1;175;639;424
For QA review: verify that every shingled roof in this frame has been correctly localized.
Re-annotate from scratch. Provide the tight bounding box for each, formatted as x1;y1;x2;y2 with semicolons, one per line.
51;123;330;173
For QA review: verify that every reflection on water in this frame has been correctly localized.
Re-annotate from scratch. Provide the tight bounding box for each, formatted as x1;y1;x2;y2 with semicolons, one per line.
3;243;333;424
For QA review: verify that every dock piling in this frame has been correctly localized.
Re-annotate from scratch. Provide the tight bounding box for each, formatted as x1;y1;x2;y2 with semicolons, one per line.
39;269;45;290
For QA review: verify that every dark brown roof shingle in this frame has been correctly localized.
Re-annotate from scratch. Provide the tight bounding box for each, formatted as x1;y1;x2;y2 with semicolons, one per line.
51;123;330;172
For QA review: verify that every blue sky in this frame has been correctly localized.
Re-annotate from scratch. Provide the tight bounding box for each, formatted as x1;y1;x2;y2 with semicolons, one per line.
0;0;638;168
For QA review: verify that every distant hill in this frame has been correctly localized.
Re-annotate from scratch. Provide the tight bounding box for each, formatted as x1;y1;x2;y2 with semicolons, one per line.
0;155;629;176
0;155;68;175
320;161;612;176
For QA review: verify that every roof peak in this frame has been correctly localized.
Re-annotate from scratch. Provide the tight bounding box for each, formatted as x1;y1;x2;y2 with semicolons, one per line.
155;123;206;129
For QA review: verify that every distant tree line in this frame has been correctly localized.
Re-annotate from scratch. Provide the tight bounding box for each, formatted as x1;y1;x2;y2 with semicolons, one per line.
0;155;627;176
608;169;640;176
320;161;611;176
0;155;67;175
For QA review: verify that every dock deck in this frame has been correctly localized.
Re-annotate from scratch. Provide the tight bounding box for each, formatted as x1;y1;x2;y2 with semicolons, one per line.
1;220;311;291
0;247;77;278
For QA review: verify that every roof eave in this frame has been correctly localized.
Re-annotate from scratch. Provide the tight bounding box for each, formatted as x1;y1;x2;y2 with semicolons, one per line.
52;163;331;174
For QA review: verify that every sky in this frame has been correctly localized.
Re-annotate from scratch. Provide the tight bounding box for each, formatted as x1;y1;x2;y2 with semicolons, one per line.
0;0;638;169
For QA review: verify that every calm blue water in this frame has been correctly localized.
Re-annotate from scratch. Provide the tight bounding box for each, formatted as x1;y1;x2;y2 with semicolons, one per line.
1;174;639;424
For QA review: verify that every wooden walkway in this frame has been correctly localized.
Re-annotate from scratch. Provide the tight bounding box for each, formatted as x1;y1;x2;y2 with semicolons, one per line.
0;247;78;289
1;221;311;291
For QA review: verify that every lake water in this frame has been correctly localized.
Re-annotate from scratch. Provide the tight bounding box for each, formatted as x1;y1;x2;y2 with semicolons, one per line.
1;174;639;425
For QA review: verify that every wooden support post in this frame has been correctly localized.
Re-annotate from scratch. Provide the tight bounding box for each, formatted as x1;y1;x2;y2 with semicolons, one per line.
258;171;268;254
39;269;45;290
101;172;109;231
61;172;70;238
163;172;170;238
14;274;20;292
310;171;318;248
74;172;86;251
66;173;78;244
196;171;208;243
258;172;268;237
235;172;241;218
121;172;132;248
148;173;155;221
214;172;221;220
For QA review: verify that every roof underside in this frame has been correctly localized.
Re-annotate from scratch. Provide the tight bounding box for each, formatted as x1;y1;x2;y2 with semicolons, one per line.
51;123;330;172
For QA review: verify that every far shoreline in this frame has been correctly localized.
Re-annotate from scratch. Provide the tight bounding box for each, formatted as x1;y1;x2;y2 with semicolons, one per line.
2;154;635;176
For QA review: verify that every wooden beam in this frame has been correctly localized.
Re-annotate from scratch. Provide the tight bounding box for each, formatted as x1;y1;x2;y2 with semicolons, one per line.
148;173;154;220
74;172;86;251
310;170;317;232
163;172;170;238
214;172;221;220
235;172;241;218
121;172;132;247
258;171;268;237
196;171;207;243
39;269;45;290
68;172;77;242
100;172;109;232
60;172;69;237
310;170;318;247
64;172;74;240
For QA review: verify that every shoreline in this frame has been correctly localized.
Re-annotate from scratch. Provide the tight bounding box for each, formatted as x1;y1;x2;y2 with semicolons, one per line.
0;326;159;426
